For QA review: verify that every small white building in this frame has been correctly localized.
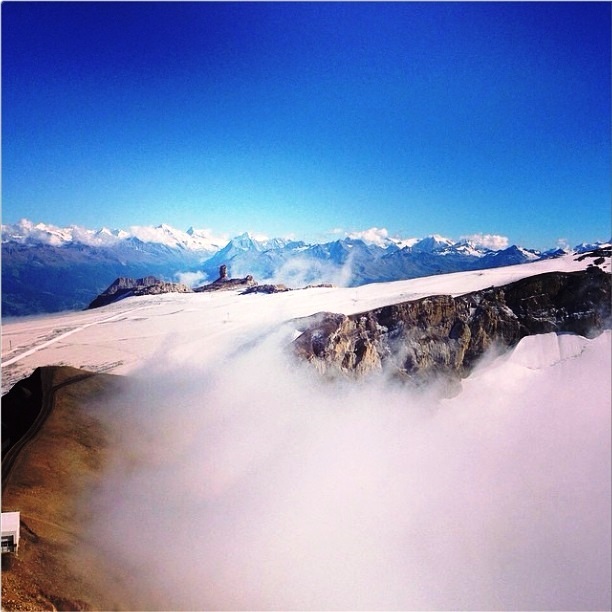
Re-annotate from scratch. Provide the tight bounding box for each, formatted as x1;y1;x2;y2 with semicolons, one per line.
1;512;20;554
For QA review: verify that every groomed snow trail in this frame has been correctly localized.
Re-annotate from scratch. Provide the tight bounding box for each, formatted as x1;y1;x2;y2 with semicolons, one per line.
2;306;147;367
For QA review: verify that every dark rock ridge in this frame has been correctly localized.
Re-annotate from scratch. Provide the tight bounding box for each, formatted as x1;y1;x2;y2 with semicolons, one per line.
242;283;335;295
293;268;611;383
576;245;611;264
1;368;43;459
242;284;291;294
87;265;259;306
194;265;257;292
87;276;191;309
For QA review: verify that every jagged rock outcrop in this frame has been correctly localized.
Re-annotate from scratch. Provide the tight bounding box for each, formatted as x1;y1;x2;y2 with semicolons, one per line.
87;276;191;309
241;283;335;295
293;268;611;383
194;265;257;293
242;284;290;295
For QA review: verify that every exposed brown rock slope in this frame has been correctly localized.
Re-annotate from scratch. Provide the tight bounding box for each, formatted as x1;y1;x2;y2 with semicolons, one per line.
1;366;138;611
294;268;611;382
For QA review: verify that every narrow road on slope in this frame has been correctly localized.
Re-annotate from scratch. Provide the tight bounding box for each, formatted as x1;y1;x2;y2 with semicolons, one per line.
1;369;96;492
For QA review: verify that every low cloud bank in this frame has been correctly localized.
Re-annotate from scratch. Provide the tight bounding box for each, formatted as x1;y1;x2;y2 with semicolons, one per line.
79;327;611;611
272;256;354;288
174;270;208;287
231;255;355;289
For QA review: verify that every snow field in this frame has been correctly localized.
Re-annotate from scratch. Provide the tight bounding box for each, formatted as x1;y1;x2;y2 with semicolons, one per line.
2;249;605;388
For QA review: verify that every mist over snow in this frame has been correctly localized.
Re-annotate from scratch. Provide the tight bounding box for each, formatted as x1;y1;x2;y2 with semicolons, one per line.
77;324;611;611
3;251;609;610
174;270;209;288
266;255;355;289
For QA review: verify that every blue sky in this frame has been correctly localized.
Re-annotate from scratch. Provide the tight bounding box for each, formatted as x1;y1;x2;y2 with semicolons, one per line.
2;1;610;248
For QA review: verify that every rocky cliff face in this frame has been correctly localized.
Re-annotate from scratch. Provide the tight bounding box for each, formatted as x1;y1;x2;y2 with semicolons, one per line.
87;276;192;309
194;275;257;292
194;266;257;293
293;268;611;384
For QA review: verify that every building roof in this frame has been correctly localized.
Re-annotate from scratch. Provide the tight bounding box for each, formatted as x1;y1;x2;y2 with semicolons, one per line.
1;512;20;533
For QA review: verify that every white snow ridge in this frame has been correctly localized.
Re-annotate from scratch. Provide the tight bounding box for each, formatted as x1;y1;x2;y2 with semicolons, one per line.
509;331;590;369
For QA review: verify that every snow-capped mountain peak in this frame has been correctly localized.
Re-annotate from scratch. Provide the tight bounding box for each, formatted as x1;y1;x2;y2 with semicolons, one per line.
185;226;227;251
411;234;455;253
0;219;228;253
453;239;485;257
574;240;612;254
3;219;74;246
123;224;222;252
221;232;262;253
394;237;420;249
346;227;395;248
3;218;609;317
505;245;541;260
219;232;299;253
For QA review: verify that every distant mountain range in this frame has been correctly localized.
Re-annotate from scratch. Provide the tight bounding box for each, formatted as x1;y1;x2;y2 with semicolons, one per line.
2;219;609;317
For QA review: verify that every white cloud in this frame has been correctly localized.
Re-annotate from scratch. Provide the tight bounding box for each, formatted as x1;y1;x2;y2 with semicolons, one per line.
395;236;420;248
174;271;208;287
188;227;229;244
556;237;570;250
76;327;611;611
127;225;167;244
462;233;510;250
347;227;390;246
250;232;270;242
70;226;119;247
269;255;354;288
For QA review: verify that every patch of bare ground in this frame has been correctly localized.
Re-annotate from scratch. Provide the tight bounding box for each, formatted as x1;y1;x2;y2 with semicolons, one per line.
1;366;140;611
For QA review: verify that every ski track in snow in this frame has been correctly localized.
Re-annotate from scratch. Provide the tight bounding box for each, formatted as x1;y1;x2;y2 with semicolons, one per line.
2;306;149;368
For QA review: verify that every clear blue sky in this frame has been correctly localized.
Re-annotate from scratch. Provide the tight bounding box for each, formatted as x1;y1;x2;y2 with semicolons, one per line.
2;1;610;248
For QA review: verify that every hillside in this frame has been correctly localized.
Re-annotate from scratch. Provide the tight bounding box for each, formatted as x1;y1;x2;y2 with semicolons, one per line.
1;367;140;611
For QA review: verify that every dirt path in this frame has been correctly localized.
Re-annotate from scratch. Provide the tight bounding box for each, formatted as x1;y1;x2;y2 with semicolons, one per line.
2;370;96;492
